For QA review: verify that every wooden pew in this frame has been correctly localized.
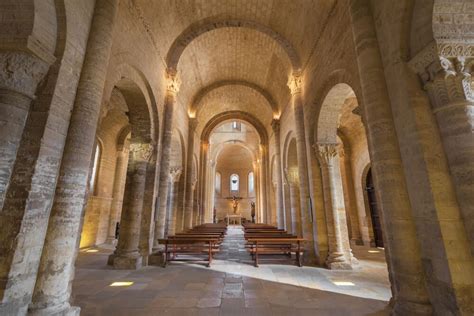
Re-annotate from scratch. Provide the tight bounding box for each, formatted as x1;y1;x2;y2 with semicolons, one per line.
246;238;305;267
158;237;220;267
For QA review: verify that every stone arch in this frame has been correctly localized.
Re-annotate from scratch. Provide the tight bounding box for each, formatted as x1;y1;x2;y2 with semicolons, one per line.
0;0;58;64
201;111;268;145
307;69;362;146
105;63;159;143
190;80;279;116
282;131;296;171
116;125;131;150
316;83;356;144
166;17;301;72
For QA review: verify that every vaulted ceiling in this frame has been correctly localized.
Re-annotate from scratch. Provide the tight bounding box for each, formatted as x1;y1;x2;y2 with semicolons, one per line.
132;0;337;126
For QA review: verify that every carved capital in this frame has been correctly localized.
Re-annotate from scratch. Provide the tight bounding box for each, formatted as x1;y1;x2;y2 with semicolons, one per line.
189;117;198;131
314;143;338;167
271;119;280;133
169;167;182;183
287;73;303;95
408;42;474;111
130;143;154;162
0;51;50;98
424;57;474;111
165;68;181;96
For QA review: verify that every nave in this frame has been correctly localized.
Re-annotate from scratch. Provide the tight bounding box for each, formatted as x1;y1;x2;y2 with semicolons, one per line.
73;225;390;315
1;0;474;315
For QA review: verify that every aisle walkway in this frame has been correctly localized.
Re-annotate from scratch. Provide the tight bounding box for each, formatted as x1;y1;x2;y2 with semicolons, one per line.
72;226;391;315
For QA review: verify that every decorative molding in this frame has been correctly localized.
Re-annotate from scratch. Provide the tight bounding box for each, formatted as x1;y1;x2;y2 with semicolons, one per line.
314;143;338;167
165;68;181;96
0;51;50;98
130;143;154;162
287;73;303;95
169;167;182;183
271;119;280;133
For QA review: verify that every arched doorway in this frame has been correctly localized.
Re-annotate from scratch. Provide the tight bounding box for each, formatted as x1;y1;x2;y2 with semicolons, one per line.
366;168;383;248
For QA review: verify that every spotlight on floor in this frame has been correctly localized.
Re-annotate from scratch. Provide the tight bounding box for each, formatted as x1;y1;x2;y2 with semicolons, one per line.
368;250;380;253
109;281;134;287
85;249;99;253
333;281;355;286
377;247;385;250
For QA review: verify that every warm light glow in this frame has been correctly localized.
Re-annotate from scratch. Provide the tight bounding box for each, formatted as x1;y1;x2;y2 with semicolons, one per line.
377;247;385;250
333;281;355;286
188;110;196;118
368;250;380;253
110;282;134;287
86;249;99;253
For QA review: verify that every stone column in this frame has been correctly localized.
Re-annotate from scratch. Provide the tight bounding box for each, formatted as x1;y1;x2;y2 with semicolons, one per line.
288;73;316;262
349;0;431;313
198;141;209;225
105;146;129;244
109;143;153;269
154;69;180;241
284;169;302;236
416;55;474;253
0;51;51;315
339;143;363;245
183;118;197;229
316;144;353;270
28;1;119;315
0;52;50;209
166;167;182;236
271;119;285;229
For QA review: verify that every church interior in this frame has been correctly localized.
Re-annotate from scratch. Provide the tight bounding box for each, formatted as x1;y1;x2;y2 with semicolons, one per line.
1;0;473;315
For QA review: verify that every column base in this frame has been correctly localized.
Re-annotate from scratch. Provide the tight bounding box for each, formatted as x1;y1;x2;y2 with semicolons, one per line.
28;303;80;316
391;298;432;316
148;251;165;266
351;238;364;246
108;252;143;270
326;252;353;270
0;302;28;316
104;237;117;245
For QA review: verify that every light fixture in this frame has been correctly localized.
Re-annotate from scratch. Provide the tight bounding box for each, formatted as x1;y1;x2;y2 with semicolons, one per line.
368;250;380;253
333;281;355;286
109;281;134;287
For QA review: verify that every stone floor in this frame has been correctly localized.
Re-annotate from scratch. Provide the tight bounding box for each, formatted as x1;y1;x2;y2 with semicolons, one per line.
72;226;391;315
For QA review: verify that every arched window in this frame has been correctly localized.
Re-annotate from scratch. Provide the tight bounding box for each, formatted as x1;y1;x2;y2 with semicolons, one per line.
230;174;239;192
215;172;221;196
248;171;254;196
89;144;101;195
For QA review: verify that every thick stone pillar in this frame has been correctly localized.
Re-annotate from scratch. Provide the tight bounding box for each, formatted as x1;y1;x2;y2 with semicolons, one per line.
0;52;50;209
166;167;182;236
0;51;51;315
271;119;285;229
417;55;474;253
349;0;431;313
183;118;197;229
109;143;153;269
105;146;129;244
316;144;353;270
154;69;180;241
288;74;316;262
284;169;302;236
28;1;119;315
339;142;363;245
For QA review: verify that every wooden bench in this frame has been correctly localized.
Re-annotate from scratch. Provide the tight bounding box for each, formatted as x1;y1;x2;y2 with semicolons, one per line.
246;238;305;267
158;238;220;267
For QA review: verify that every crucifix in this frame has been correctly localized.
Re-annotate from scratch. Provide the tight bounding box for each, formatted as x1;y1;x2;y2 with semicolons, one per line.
226;195;243;214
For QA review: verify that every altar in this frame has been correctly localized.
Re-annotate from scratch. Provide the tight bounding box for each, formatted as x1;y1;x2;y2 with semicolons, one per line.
226;214;242;225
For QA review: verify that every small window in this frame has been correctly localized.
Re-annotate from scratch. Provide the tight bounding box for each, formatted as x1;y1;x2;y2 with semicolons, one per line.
232;121;241;131
230;174;239;192
215;172;221;196
248;172;254;196
89;144;100;195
